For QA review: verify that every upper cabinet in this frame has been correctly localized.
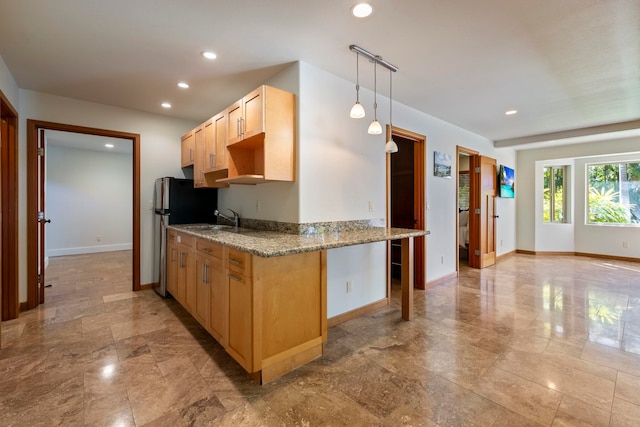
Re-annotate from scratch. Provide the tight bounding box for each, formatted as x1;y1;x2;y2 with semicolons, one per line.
181;130;194;168
181;85;295;186
219;85;295;185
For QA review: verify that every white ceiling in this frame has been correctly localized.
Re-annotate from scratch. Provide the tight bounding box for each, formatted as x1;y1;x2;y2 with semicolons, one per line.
1;0;638;148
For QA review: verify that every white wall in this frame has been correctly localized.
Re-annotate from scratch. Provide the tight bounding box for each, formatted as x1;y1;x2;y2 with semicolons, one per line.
0;55;19;109
45;145;132;256
517;136;640;258
15;89;198;301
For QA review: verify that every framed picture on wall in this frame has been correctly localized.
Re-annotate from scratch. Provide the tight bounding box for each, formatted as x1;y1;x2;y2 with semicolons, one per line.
434;151;452;178
499;165;515;198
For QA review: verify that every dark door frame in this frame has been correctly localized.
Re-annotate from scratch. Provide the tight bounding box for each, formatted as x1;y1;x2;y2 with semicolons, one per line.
386;125;426;293
1;90;19;321
456;146;479;273
26;120;141;310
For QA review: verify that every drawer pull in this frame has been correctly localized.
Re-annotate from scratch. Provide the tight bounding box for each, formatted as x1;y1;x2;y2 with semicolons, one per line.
228;258;242;266
228;274;241;282
202;247;212;253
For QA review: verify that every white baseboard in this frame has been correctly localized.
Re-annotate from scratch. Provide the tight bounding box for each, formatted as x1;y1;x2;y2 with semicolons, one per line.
47;243;132;257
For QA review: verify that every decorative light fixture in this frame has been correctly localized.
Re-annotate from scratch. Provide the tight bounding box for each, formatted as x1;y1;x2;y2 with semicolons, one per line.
384;69;399;153
367;61;382;134
350;52;365;119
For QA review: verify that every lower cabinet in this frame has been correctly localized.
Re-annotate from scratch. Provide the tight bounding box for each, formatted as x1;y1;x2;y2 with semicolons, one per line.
166;230;194;307
166;231;327;384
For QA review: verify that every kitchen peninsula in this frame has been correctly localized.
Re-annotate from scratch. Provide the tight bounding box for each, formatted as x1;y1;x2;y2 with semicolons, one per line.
166;223;428;383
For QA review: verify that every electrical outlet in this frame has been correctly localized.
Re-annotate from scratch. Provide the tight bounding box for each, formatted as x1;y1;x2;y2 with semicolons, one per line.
368;201;374;212
500;239;503;247
346;281;352;293
623;241;629;248
440;255;444;264
96;235;102;242
256;200;262;212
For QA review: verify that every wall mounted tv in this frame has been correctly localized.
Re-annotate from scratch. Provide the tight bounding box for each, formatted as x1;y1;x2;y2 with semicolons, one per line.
499;165;515;198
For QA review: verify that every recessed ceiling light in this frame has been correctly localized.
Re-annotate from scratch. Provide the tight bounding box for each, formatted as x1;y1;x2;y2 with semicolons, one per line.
161;102;172;109
201;51;217;60
351;3;373;18
505;109;518;115
177;82;189;89
105;143;114;148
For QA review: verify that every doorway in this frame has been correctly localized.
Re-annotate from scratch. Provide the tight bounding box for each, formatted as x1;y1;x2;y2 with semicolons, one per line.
26;120;141;310
1;90;18;322
387;126;425;290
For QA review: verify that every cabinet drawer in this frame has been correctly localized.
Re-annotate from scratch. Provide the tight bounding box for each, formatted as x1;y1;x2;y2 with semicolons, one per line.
196;239;223;259
227;248;251;276
176;232;194;247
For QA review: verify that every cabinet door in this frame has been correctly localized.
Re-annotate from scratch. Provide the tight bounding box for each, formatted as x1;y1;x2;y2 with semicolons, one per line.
212;112;227;170
194;255;211;329
226;100;243;145
181;131;194;167
203;118;215;172
209;256;227;345
182;249;196;314
242;86;264;141
193;125;205;187
226;271;253;371
166;243;179;298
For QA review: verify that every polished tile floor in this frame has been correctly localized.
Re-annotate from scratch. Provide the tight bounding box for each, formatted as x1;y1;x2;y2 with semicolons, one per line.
1;251;640;426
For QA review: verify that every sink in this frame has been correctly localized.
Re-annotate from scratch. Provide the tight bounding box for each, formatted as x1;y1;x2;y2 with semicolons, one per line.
180;224;233;231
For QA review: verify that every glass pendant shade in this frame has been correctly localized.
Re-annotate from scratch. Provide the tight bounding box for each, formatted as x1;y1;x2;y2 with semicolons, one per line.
350;102;365;118
384;138;398;153
368;120;382;134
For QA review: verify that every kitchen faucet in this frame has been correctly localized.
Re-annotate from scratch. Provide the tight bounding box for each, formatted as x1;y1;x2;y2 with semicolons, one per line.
214;209;240;227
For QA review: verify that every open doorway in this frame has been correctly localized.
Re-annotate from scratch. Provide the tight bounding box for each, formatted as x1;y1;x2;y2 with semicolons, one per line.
457;150;472;267
27;120;141;310
387;126;425;290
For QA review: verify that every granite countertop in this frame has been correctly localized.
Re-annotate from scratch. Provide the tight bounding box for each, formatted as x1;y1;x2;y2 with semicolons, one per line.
169;224;430;257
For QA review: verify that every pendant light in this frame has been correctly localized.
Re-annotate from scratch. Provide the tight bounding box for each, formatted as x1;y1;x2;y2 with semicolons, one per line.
384;68;399;153
349;52;365;119
367;61;382;134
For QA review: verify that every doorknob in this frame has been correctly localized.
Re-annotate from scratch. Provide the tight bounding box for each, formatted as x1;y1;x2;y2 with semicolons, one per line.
39;218;51;224
493;215;500;219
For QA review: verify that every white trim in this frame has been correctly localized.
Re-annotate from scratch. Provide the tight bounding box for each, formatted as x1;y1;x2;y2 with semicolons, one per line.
47;243;132;257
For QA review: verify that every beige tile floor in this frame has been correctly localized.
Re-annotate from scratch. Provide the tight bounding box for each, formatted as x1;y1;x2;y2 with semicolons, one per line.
1;251;640;426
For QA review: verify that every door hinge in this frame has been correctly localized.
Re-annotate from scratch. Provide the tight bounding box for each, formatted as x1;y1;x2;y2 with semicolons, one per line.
37;274;43;284
474;250;481;256
38;147;44;156
475;208;481;215
38;211;44;221
475;167;480;173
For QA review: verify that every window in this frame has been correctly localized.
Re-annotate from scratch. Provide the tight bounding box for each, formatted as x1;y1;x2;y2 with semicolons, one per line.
543;166;566;223
587;161;640;225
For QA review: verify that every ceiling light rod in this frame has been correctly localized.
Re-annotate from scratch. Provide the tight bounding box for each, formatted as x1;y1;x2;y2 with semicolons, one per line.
349;45;398;73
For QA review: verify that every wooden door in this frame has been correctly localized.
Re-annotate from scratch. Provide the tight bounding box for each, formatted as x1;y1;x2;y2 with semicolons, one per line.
388;130;426;290
37;129;49;304
213;112;227;170
242;86;264;140
226;100;243;145
194;255;211;329
181;131;194;167
209;255;228;345
469;155;497;268
193;125;205;187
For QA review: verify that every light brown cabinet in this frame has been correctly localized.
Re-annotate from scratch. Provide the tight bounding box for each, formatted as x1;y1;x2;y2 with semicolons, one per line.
218;85;295;185
167;230;194;310
193;124;206;187
166;230;325;384
200;113;229;188
181;131;194;168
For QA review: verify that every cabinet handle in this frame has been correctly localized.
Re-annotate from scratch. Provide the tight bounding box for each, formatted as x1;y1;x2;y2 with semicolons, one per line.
228;258;241;266
239;117;244;136
236;118;240;137
209;153;214;168
200;170;204;184
179;252;184;268
202;264;209;284
228;274;241;282
190;148;193;161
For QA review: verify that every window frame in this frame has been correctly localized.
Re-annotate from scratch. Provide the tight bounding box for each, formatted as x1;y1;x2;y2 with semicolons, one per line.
543;165;567;224
586;160;640;227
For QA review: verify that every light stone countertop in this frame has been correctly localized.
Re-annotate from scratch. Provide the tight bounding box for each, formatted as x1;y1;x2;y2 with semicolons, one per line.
169;224;430;258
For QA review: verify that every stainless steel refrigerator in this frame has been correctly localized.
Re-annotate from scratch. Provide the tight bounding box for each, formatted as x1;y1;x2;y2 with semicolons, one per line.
153;177;218;297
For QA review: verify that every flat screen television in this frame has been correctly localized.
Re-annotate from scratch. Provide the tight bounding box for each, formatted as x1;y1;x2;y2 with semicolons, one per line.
499;165;515;198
